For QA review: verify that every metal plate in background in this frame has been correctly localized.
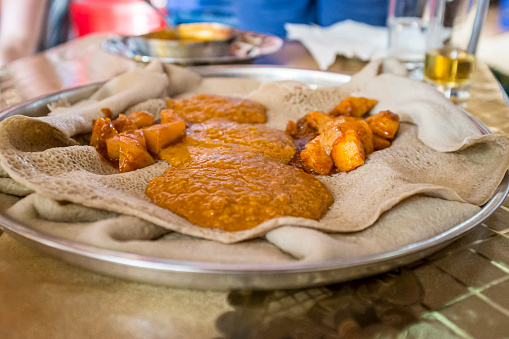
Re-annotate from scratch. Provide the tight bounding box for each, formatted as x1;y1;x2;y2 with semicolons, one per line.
102;31;284;65
0;66;507;290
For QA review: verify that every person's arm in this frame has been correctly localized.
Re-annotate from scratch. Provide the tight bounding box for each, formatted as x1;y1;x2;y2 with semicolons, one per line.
0;0;49;67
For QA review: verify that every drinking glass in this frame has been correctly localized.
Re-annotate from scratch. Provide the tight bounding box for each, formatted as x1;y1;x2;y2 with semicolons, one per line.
423;0;490;103
387;0;432;70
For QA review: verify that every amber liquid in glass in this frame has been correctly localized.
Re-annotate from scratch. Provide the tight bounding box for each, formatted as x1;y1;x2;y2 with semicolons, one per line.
423;48;476;88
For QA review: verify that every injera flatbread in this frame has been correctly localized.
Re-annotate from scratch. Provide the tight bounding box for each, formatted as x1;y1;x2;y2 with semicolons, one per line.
0;59;508;248
4;193;479;263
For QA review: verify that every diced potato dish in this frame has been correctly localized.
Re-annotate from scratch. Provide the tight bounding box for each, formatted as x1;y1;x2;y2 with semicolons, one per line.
90;96;398;176
297;97;399;174
90;110;186;173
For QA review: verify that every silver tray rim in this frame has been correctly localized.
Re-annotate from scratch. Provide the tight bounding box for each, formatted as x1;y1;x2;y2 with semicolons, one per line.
0;65;507;290
101;31;284;64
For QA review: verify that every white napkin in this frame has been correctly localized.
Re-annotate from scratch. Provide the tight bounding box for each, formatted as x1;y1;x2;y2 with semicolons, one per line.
285;20;388;70
478;32;509;75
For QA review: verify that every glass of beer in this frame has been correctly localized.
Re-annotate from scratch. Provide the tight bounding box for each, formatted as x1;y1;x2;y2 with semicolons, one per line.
423;0;490;104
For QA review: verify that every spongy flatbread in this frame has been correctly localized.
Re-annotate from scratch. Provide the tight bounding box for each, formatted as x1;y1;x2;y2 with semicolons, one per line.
40;67;168;137
3;193;480;263
0;60;508;245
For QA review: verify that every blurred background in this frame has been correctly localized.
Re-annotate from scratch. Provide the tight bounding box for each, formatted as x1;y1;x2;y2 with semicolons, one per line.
0;0;508;93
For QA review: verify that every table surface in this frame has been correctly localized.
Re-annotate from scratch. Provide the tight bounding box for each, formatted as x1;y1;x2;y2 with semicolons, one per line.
1;35;509;339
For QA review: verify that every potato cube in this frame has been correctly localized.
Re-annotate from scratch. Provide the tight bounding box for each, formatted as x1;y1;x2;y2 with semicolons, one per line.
329;97;378;117
118;135;155;173
365;110;400;140
160;109;184;124
90;118;118;156
319;115;359;134
334;120;374;155
122;129;147;148
112;114;138;133
106;135;120;160
316;125;343;154
142;121;186;154
127;111;154;128
306;111;332;130
331;130;366;172
108;129;149;162
300;138;334;175
372;134;392;151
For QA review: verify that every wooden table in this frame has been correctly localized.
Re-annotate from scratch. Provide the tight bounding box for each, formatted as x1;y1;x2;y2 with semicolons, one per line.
1;36;509;339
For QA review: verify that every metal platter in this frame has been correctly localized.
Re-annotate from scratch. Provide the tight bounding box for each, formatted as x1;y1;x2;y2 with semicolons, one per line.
0;66;507;290
102;31;284;65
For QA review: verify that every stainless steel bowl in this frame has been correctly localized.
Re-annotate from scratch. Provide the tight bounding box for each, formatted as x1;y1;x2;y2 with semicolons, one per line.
128;22;235;59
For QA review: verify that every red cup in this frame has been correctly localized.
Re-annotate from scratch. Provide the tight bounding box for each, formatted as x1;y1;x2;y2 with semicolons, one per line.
70;0;167;37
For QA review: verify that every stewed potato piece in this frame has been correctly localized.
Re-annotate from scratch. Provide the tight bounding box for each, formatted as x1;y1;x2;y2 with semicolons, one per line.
109;129;148;161
112;114;138;133
328;120;374;155
315;125;344;154
331;130;366;172
90;117;118;157
365;110;400;140
306;111;333;130
118;135;155;173
127;111;154;128
142;121;186;154
123;129;147;148
372;134;392;151
318;115;360;134
300;138;334;175
328;97;378;117
106;135;120;160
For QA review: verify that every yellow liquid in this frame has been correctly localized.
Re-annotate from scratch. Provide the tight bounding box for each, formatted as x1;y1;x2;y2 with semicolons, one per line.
423;48;476;88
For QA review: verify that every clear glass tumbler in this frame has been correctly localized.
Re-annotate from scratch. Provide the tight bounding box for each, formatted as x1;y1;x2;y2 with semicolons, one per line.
387;0;433;70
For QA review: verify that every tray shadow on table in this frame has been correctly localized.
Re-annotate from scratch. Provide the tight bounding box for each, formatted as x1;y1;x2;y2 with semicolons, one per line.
215;196;509;339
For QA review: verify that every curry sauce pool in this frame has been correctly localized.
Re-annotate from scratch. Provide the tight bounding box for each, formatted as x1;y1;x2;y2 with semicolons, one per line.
166;94;267;124
146;149;333;232
158;118;296;166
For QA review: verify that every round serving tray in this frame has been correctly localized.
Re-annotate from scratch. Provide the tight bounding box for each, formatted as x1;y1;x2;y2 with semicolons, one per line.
0;66;507;290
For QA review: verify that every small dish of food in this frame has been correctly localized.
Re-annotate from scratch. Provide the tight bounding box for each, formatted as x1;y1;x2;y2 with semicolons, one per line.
102;24;284;65
130;22;235;59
